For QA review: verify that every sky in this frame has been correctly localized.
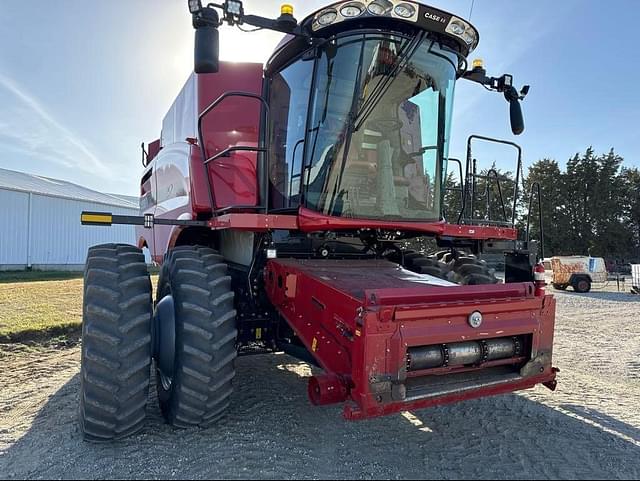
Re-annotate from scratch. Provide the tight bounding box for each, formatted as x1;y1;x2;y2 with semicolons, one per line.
0;0;638;196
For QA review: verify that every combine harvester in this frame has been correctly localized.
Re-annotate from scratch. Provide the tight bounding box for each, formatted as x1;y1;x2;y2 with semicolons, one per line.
79;0;557;441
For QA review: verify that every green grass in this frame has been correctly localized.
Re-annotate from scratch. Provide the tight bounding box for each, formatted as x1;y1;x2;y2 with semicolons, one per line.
0;274;159;344
0;278;84;343
0;270;83;284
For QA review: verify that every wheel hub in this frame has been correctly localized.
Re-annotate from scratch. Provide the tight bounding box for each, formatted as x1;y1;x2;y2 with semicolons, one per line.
153;295;176;389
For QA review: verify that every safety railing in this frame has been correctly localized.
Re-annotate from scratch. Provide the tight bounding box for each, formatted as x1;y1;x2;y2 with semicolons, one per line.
197;91;270;216
457;135;523;228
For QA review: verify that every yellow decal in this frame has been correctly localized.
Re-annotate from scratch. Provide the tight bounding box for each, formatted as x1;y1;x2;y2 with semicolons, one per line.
312;337;318;352
355;329;362;337
81;213;112;224
255;328;262;340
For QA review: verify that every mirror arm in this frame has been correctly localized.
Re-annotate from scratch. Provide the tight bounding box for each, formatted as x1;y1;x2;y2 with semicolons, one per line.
462;65;530;135
192;6;220;29
192;2;308;38
462;66;529;99
241;15;308;37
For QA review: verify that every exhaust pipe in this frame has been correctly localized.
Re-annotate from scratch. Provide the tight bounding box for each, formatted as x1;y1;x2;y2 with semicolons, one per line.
407;337;524;371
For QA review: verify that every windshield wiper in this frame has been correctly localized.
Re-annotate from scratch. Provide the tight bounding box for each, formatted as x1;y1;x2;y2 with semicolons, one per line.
408;145;438;157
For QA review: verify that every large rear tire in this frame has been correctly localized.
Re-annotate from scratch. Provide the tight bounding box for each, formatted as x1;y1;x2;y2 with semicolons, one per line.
393;251;450;280
79;244;153;441
156;246;238;428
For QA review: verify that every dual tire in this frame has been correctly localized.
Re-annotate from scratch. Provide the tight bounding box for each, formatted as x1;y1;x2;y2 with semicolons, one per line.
396;251;499;285
79;244;237;441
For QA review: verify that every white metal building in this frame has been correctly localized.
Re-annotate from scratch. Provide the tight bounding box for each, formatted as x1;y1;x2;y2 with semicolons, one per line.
0;168;139;271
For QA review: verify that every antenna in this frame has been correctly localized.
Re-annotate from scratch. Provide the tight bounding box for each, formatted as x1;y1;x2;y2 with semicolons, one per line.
469;0;476;21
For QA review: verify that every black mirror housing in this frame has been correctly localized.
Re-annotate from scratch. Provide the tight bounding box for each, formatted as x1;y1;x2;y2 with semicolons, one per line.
193;7;220;74
195;26;220;74
504;86;525;135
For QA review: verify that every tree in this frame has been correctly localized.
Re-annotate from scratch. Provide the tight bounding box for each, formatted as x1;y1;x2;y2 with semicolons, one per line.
524;148;637;262
523;159;568;257
621;167;640;261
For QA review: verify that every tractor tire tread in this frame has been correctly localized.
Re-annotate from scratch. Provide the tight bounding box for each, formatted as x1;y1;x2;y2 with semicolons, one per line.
157;246;237;429
80;244;152;442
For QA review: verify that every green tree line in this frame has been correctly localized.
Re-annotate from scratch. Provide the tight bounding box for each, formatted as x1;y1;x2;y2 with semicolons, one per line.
444;147;640;263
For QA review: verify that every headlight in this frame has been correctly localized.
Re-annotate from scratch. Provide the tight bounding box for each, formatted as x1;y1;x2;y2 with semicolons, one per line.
317;8;338;25
462;30;477;46
446;16;479;49
341;2;365;17
448;20;466;36
394;3;416;19
368;0;392;16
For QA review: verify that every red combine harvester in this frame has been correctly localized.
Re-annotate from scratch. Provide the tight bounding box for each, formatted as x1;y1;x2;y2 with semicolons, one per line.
79;0;557;441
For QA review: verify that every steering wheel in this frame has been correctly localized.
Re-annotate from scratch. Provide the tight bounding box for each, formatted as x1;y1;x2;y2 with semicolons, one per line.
368;118;404;132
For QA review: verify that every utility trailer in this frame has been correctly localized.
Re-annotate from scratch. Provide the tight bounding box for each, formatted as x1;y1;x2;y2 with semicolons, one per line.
78;0;557;441
551;256;608;293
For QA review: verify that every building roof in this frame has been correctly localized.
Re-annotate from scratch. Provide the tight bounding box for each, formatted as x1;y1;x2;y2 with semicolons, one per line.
106;193;140;205
0;168;139;209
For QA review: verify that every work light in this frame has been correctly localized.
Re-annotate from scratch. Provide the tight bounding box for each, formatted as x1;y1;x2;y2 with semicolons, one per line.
340;2;365;17
317;8;339;25
224;0;244;16
445;16;478;49
394;3;416;18
188;0;202;14
368;0;391;16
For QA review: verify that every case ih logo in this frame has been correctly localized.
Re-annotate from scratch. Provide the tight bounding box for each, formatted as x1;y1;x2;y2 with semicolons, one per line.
424;11;447;24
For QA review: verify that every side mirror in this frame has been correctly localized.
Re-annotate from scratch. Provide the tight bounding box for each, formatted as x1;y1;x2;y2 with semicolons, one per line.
193;7;220;74
195;26;219;74
505;86;525;135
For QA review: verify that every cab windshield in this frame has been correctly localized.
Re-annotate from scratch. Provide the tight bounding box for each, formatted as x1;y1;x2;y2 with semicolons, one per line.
304;33;457;221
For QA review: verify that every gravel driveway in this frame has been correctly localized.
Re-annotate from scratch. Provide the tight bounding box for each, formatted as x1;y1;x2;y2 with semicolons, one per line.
1;290;639;480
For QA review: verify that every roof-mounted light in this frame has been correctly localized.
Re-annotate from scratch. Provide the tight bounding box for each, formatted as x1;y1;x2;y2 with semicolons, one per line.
394;3;416;19
309;1;426;34
368;0;392;16
445;16;478;49
317;8;339;26
280;4;294;16
341;2;365;17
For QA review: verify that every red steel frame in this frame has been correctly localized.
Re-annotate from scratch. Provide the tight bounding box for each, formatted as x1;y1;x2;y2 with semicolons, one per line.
202;210;517;240
264;259;557;420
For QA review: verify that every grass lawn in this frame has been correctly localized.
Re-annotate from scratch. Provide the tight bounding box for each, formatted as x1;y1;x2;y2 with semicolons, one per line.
0;273;159;343
0;278;83;343
0;270;83;284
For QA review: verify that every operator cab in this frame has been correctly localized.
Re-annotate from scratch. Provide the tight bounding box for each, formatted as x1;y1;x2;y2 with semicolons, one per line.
187;0;527;225
264;1;480;222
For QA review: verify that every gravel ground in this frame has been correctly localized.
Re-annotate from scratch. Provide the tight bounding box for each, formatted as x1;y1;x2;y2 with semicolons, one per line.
1;290;639;480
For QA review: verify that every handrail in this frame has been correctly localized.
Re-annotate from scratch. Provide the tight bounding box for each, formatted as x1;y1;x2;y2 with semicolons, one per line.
444;157;464;220
457;134;523;227
197;91;271;216
526;182;545;261
484;168;508;223
204;146;268;165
